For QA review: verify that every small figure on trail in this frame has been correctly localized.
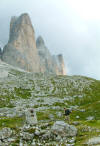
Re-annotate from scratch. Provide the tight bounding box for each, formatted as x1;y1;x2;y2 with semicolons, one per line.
64;108;71;123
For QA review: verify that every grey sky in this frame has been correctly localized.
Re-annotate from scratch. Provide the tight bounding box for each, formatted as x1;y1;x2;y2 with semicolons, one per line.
0;0;100;79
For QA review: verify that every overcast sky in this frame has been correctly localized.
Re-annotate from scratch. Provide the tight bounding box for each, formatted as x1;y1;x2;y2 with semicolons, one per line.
0;0;100;79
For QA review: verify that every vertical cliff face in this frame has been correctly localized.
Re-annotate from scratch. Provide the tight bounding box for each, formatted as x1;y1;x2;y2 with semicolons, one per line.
2;13;40;72
36;36;66;75
56;54;66;75
2;13;66;75
36;36;55;73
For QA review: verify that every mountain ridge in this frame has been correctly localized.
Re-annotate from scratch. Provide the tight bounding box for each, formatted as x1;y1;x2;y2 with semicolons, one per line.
1;13;66;75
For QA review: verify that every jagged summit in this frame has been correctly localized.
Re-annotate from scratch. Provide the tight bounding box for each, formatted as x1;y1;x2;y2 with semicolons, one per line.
36;36;45;47
1;13;66;75
2;13;40;72
9;13;33;43
56;54;66;75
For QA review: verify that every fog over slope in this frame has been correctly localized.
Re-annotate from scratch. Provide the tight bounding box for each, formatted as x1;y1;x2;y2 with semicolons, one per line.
0;0;100;79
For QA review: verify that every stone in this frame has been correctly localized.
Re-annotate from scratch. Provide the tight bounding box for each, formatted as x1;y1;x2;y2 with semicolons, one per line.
72;121;80;126
56;135;62;142
51;121;77;137
0;128;12;140
31;140;36;146
49;114;54;120
20;132;34;140
57;112;62;118
76;116;80;119
86;116;94;121
87;137;100;145
25;109;37;126
42;131;51;140
35;130;40;136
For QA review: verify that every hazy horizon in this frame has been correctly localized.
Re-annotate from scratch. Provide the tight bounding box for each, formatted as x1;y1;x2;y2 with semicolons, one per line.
0;0;100;79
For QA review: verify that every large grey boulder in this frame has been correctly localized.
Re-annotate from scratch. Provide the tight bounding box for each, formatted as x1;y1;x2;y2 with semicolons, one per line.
0;128;12;140
51;121;77;137
20;132;34;140
87;137;100;145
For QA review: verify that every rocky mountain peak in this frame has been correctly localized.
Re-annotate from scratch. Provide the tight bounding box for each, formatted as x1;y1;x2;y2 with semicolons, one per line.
2;13;40;72
57;54;66;75
9;13;34;43
36;36;45;47
1;13;67;75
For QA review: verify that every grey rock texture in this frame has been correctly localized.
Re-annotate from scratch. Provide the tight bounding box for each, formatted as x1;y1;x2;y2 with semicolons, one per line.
36;36;54;73
87;137;100;145
56;54;66;75
36;36;66;75
52;54;66;75
2;13;66;75
0;128;12;140
2;13;40;72
51;121;77;137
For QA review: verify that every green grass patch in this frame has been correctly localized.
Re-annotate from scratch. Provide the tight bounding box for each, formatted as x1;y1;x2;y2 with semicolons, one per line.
0;117;25;129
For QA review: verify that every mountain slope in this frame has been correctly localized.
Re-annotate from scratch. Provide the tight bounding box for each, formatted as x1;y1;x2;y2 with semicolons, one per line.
0;62;100;145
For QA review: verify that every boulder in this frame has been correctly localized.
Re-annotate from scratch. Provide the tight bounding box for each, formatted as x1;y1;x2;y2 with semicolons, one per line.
86;116;94;121
0;128;12;140
51;121;77;137
87;137;100;145
20;132;34;140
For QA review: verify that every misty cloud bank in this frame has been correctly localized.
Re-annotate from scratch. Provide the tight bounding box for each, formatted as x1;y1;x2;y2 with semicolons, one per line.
0;0;100;79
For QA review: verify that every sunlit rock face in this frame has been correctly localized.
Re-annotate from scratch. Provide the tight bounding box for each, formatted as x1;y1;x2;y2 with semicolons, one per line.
2;13;66;75
2;13;40;72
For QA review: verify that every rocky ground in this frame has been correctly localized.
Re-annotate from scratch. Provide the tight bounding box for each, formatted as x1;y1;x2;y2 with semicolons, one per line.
0;61;100;145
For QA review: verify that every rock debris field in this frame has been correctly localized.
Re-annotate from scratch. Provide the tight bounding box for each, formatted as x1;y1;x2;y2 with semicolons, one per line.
0;61;100;145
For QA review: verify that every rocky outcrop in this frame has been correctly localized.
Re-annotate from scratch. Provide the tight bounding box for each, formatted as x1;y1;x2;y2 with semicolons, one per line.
36;36;66;75
0;128;12;140
87;137;100;145
52;54;66;75
51;121;77;137
2;13;66;75
2;13;40;72
56;54;66;75
36;36;54;74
